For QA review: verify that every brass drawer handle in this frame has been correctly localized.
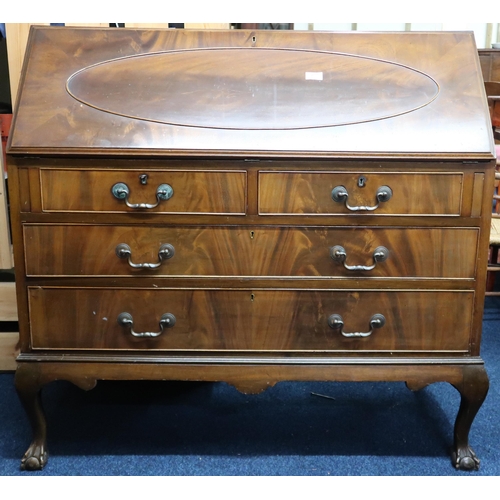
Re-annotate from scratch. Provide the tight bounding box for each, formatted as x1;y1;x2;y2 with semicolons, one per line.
331;185;392;211
117;312;176;338
115;243;175;269
330;245;389;271
328;313;386;338
111;182;174;209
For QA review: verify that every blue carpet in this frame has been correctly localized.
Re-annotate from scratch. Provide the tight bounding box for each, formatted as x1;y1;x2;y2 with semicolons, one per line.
1;299;500;476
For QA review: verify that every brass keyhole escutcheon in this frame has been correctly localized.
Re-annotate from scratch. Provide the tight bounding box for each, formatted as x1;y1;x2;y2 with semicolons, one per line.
250;231;255;239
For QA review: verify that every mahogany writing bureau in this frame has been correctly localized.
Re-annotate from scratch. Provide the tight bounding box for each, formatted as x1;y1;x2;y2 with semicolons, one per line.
7;27;495;471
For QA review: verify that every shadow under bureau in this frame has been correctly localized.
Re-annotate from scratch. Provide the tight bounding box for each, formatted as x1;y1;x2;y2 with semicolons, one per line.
6;27;496;471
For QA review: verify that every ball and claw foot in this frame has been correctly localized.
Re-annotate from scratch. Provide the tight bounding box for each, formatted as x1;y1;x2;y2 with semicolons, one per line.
21;442;48;471
451;446;480;471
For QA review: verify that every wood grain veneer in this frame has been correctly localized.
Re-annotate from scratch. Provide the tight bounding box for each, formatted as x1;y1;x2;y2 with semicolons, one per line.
28;287;473;352
24;224;479;279
6;27;496;471
259;172;463;215
40;169;247;214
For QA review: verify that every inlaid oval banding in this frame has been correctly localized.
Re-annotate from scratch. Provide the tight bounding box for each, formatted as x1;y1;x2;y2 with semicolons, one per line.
66;48;439;130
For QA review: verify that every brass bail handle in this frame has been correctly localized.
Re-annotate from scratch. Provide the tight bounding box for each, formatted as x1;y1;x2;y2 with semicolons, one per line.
115;243;175;269
117;312;176;338
111;182;174;209
328;313;386;338
331;185;393;211
330;245;389;271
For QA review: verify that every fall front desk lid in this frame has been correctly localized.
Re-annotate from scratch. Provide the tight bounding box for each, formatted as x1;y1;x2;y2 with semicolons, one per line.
8;27;495;159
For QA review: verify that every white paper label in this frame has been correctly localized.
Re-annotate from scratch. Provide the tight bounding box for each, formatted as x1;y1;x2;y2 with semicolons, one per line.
305;71;323;81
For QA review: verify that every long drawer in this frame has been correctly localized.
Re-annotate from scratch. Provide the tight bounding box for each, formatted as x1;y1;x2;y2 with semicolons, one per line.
29;287;473;352
39;169;247;214
259;171;463;215
24;225;479;279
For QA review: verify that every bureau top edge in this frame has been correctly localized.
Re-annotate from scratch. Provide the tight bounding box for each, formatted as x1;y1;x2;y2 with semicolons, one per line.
5;150;497;163
7;28;495;159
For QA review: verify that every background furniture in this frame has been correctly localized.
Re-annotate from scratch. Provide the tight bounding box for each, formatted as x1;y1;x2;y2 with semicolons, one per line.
0;113;17;372
479;49;500;82
485;81;500;140
486;145;500;294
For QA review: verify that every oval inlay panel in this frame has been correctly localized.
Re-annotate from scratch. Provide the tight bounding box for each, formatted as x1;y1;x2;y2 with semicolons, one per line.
66;48;439;130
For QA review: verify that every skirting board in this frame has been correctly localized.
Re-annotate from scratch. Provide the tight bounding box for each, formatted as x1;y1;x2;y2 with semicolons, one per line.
0;282;19;371
0;332;18;371
0;282;17;321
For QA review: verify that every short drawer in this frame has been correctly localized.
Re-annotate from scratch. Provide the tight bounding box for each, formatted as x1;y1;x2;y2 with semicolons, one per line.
29;287;473;353
24;225;479;279
258;171;463;215
39;169;247;214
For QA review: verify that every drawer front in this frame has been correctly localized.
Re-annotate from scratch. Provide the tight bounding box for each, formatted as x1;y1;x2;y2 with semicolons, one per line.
24;225;478;279
259;172;463;215
29;288;473;352
39;169;246;214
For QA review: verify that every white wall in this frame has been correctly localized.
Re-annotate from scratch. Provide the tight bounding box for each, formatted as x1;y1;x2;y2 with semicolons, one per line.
293;23;499;48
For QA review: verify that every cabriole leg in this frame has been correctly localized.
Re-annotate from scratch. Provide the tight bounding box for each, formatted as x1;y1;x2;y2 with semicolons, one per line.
15;363;48;471
451;365;489;471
